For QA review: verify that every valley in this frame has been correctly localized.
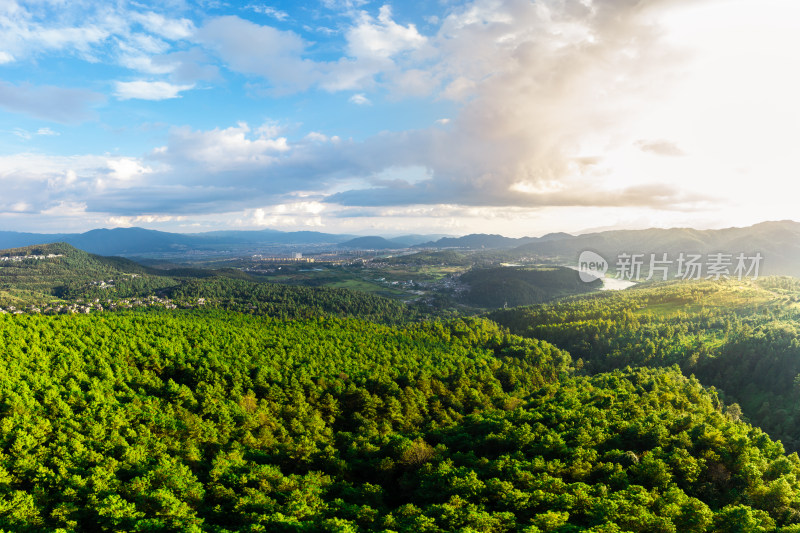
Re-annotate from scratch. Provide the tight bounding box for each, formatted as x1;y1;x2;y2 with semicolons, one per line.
1;228;800;530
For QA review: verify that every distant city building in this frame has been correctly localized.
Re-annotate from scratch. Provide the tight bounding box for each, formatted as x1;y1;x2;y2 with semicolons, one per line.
0;253;63;262
251;254;315;263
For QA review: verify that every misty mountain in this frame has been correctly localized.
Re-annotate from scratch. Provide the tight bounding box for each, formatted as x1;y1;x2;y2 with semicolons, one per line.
390;234;454;246
0;228;198;256
0;227;358;256
2;221;799;275
0;231;72;250
414;234;539;249
513;220;800;276
67;228;203;255
414;231;580;250
196;230;356;245
338;236;408;249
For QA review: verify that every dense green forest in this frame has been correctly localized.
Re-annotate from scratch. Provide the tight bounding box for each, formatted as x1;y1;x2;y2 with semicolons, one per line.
0;243;432;323
8;243;800;530
488;279;800;452
460;267;602;308
0;243;175;304
163;277;428;323
3;311;800;531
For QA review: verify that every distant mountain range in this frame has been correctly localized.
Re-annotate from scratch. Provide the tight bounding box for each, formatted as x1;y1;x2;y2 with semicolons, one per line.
1;221;799;275
414;232;573;250
338;236;407;249
0;227;455;257
0;228;456;256
0;227;358;256
510;220;800;276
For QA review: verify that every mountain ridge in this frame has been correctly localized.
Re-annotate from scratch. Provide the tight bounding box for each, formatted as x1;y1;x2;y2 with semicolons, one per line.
1;221;798;274
511;219;800;275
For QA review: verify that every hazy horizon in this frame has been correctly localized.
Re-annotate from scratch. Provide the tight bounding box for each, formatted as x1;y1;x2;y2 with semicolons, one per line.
1;0;797;236
2;218;797;241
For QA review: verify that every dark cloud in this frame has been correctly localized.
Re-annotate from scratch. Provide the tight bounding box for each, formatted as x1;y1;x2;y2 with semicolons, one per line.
84;185;262;216
326;181;711;210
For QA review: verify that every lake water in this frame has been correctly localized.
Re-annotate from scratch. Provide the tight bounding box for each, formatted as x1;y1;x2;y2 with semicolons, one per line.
564;266;637;291
598;277;637;291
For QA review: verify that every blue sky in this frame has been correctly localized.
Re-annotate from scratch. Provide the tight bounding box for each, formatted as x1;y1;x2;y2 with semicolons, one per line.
1;0;799;236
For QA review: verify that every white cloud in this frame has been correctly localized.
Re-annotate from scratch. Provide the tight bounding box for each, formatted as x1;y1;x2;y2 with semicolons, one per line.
305;132;330;142
41;201;88;217
107;157;152;181
0;2;202;82
10;201;32;213
26;26;110;59
0;151;160;219
118;53;176;75
246;5;290;21
11;127;62;139
123;48;220;81
384;68;438;97
0;153;96;181
248;201;326;227
348;93;371;105
320;6;432;92
346;5;427;60
114;80;195;100
321;0;370;11
153;121;290;172
131;12;195;41
126;32;170;55
315;0;703;208
441;76;475;102
635;139;686;157
197;16;319;93
106;214;180;227
2;0;798;234
197;8;429;94
0;82;105;123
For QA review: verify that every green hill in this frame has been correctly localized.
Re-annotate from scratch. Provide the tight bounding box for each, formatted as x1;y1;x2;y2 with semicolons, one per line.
162;277;422;323
416;233;536;249
0;243;424;323
2;311;800;530
460;266;602;308
513;220;800;276
488;278;800;451
8;242;800;530
0;242;175;304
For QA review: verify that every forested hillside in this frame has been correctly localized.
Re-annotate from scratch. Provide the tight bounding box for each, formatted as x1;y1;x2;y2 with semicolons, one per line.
2;311;800;531
7;244;800;530
0;243;175;304
164;277;425;323
488;279;800;451
511;220;800;277
460;266;602;308
0;243;428;323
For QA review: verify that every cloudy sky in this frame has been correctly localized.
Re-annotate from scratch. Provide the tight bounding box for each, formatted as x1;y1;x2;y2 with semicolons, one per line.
0;0;798;237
